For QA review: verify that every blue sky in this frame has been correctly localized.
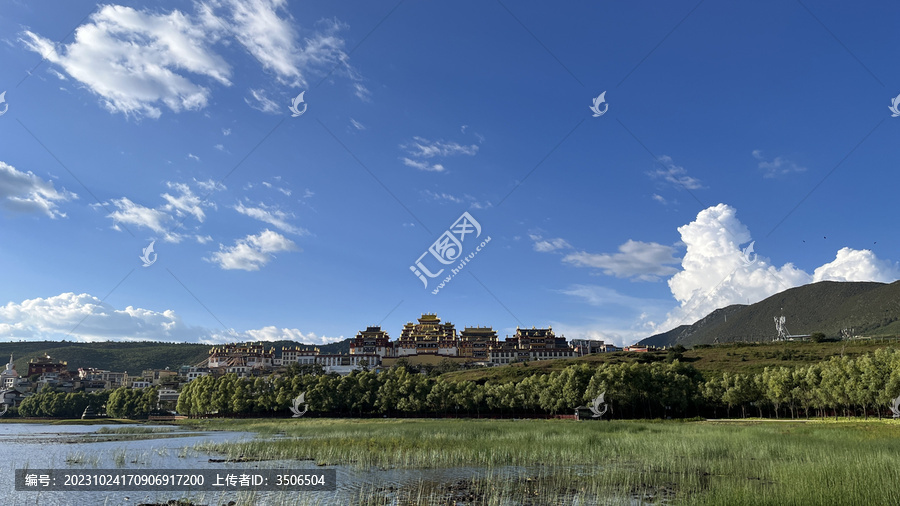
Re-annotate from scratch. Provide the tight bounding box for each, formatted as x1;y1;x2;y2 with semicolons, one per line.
1;0;899;347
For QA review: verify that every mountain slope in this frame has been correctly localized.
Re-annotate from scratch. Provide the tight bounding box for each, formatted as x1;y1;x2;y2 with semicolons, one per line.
640;280;900;347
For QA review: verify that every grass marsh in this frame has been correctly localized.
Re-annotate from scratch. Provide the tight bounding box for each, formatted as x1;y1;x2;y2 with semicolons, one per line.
183;418;900;505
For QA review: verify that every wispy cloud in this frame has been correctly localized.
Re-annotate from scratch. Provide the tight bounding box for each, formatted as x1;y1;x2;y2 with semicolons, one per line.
245;88;280;114
649;155;704;190
752;149;806;178
529;234;572;253
400;136;479;172
421;190;491;209
234;201;306;235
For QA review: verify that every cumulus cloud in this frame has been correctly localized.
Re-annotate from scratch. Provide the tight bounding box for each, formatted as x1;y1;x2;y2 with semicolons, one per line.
649;155;704;190
0;161;75;218
563;240;681;281
812;248;900;282
752;150;806;178
234;201;306;235
657;204;899;331
207;229;298;271
400;136;478;172
0;292;197;341
0;292;340;344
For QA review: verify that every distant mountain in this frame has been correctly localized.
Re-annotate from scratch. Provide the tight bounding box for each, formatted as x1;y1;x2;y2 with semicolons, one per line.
0;338;354;375
640;280;900;347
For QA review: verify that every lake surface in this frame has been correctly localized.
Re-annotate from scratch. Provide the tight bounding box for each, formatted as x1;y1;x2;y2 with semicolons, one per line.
1;423;575;505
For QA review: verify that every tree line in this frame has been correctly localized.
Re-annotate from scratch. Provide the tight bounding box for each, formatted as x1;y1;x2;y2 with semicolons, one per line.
12;348;900;419
16;386;159;418
173;348;900;419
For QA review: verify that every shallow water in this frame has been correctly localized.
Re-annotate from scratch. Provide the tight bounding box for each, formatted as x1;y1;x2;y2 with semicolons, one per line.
1;423;636;505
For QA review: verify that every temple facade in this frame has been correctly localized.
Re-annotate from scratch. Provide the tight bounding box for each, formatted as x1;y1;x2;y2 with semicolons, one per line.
350;314;577;364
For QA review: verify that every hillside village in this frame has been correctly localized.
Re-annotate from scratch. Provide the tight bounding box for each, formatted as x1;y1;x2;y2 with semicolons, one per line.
0;313;638;413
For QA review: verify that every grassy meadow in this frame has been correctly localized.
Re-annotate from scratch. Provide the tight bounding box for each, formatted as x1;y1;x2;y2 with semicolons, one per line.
183;417;900;505
443;339;900;383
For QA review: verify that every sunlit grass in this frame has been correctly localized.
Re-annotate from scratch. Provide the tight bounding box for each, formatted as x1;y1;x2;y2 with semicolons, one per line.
183;418;900;505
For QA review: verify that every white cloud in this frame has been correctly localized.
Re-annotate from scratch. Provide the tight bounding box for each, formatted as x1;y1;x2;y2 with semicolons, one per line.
752;149;806;178
563;240;681;281
196;178;226;193
222;128;231;136
102;179;221;241
353;82;371;101
350;118;365;130
403;137;478;158
162;182;206;222
20;4;232;118
421;190;491;209
0;292;339;344
0;161;75;218
187;153;201;162
812;247;900;282
245;88;280;113
106;197;180;241
21;2;363;118
208;229;298;271
0;292;198;341
400;136;478;172
213;2;356;87
649;155;704;190
657;204;899;332
214;143;225;151
651;194;667;205
529;234;572;253
402;158;444;172
241;326;343;345
47;68;67;80
234;201;306;235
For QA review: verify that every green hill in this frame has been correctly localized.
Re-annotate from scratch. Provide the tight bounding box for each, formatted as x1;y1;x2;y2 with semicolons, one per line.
0;338;352;375
639;280;900;347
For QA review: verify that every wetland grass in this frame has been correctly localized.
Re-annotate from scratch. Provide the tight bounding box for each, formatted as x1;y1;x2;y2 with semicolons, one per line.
184;418;900;505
